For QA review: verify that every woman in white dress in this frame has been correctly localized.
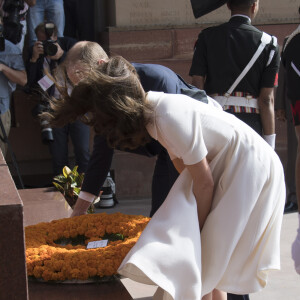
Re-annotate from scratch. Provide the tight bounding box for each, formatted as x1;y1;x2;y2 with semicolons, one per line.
45;56;285;300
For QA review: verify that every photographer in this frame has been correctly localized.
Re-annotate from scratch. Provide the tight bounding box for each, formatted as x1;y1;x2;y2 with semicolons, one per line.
0;0;36;51
0;13;26;156
26;22;90;176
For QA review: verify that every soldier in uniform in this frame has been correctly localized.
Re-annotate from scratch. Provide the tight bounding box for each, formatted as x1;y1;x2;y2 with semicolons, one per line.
189;0;280;299
276;58;298;214
189;0;280;150
281;7;300;275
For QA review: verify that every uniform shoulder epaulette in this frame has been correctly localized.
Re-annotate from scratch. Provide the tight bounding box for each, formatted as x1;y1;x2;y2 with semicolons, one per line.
261;32;278;66
261;31;277;47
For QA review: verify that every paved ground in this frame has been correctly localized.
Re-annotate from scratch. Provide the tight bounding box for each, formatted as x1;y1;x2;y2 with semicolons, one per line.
95;199;300;300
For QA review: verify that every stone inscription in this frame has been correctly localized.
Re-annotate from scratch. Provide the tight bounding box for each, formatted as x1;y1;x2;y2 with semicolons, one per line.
111;0;300;28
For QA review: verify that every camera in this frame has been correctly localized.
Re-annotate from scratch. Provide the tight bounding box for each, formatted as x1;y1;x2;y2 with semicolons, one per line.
32;102;54;144
42;23;58;56
2;0;24;44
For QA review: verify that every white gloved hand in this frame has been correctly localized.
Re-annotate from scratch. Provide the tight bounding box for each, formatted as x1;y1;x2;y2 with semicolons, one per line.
292;214;300;275
263;134;276;150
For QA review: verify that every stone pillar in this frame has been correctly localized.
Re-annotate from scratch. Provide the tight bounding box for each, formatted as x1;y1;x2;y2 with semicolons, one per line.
0;149;28;300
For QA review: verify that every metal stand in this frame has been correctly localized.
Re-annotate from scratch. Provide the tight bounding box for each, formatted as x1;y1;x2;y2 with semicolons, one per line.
0;115;24;189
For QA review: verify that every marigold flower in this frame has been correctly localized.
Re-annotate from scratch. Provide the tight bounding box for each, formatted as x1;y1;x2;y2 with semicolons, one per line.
25;213;150;281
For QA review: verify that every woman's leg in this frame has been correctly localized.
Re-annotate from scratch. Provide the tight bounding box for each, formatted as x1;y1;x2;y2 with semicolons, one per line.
202;289;227;300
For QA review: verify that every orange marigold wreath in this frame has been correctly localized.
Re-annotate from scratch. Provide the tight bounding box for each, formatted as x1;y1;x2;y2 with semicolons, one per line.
25;212;150;282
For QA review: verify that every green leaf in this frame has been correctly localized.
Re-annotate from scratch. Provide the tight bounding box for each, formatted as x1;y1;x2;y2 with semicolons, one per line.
53;182;64;193
53;175;67;184
63;166;72;177
73;187;81;196
71;182;77;188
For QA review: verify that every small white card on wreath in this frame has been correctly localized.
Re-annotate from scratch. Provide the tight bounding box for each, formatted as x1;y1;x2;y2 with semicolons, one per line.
87;240;108;249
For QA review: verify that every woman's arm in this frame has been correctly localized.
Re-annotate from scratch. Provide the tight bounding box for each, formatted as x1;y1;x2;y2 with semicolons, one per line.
186;157;214;230
173;157;214;230
172;158;185;174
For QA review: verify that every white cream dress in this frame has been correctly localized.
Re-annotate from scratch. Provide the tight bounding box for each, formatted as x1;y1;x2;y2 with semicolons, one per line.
118;91;285;299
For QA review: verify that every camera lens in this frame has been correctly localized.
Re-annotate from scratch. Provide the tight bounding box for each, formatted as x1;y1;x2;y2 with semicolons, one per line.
43;41;58;56
41;127;54;144
41;120;54;144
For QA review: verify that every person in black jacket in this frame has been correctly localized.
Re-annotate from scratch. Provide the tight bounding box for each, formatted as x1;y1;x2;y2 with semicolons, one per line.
54;41;215;218
26;22;90;176
190;0;280;150
281;7;300;275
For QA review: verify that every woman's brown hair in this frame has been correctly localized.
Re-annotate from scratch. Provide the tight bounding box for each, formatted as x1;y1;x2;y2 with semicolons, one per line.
43;56;153;150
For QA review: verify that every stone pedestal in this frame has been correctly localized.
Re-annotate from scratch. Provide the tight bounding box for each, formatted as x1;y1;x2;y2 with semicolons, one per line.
28;280;132;300
20;187;72;226
0;150;28;300
20;187;132;299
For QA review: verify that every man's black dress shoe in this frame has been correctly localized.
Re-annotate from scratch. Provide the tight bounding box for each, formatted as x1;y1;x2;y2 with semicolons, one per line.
284;201;298;214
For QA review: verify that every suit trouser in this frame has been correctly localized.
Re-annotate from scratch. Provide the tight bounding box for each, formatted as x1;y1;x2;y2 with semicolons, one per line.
124;139;179;217
63;0;95;41
227;294;250;300
150;147;179;217
285;100;298;201
49;120;90;176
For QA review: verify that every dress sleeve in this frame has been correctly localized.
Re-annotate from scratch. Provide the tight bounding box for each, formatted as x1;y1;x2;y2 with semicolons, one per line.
155;101;208;165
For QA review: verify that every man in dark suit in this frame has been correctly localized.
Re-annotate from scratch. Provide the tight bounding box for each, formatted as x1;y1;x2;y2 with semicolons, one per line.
62;41;211;218
281;9;300;275
189;0;280;149
189;0;280;299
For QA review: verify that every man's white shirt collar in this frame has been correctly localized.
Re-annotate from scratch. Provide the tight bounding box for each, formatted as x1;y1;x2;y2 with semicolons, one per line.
231;14;251;23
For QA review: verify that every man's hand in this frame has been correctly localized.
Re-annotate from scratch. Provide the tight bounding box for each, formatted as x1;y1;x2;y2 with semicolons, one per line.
71;198;92;217
30;41;44;63
292;215;300;275
48;43;64;61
